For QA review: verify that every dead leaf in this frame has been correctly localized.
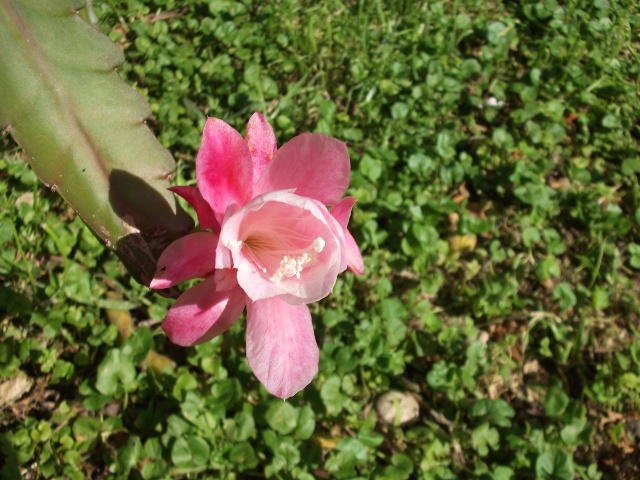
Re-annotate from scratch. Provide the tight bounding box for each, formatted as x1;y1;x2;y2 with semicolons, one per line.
0;372;33;407
548;177;570;192
601;411;625;428
15;192;33;207
449;212;460;231
523;359;540;375
376;391;420;426
449;234;477;252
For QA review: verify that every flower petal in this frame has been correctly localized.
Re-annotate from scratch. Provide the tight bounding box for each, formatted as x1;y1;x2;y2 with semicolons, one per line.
253;133;350;206
220;190;347;304
330;197;363;274
330;196;357;230
214;268;240;291
150;232;218;290
245;112;277;186
169;186;220;232
345;229;364;275
246;297;319;398
162;276;246;346
196;118;253;223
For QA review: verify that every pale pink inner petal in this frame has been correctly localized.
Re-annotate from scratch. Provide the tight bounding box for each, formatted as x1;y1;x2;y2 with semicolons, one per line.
330;196;357;230
253;133;350;206
246;297;319;399
220;191;347;303
245;112;277;186
215;203;241;270
238;202;328;281
345;229;364;275
150;232;218;290
162;276;246;347
214;268;239;292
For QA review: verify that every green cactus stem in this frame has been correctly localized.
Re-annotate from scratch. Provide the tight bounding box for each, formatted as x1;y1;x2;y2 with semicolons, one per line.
0;0;194;291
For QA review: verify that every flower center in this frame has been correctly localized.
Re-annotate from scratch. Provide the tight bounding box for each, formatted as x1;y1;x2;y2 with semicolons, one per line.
269;237;325;283
239;235;325;284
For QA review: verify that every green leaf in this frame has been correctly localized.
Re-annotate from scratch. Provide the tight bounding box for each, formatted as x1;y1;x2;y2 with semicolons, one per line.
436;131;456;159
391;102;409;120
265;402;298;435
486;22;508;46
231;411;256;442
321;376;348;416
116;435;142;475
560;417;586;445
171;437;192;469
62;262;92;303
187;436;211;468
427;361;453;391
552;283;577;310
390;453;414;475
592;287;610;310
50;360;75;384
229;442;259;470
601;114;620;129
121;326;153;365
544;378;569;418
536;256;561;281
471;422;499;456
493;466;514;480
629;243;640;269
535;449;575;480
361;154;383;182
95;349;136;396
470;398;515;428
460;58;481;79
294;405;316;440
522;226;540;247
378;299;408;348
339;437;368;462
0;0;193;287
621;158;640;176
72;417;100;448
140;462;167;479
210;378;242;408
173;371;198;402
326;437;369;477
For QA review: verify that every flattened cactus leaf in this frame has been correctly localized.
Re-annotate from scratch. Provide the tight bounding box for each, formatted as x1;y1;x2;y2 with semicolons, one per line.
0;0;194;291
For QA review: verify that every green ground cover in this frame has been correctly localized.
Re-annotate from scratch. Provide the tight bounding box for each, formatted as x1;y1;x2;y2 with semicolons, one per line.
1;0;640;478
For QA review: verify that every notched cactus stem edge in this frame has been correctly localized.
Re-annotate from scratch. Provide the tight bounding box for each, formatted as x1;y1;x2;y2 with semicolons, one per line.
0;0;194;293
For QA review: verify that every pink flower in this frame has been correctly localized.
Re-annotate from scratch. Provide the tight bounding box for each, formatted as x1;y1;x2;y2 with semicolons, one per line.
151;113;363;398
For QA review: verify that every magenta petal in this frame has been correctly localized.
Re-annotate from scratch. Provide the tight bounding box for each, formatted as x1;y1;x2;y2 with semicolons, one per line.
345;229;364;275
245;112;277;186
253;133;350;206
196;118;253;223
246;298;319;399
162;276;246;346
330;196;357;230
169;186;220;232
150;232;218;290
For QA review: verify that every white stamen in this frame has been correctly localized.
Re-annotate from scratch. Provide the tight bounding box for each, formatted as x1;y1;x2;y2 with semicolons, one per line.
267;236;325;284
312;237;325;253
